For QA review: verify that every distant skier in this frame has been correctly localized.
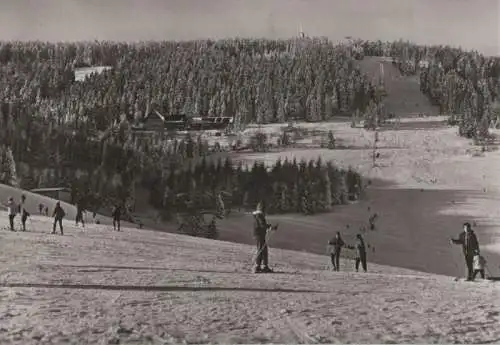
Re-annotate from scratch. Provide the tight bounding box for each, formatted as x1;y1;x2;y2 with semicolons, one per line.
38;203;43;215
472;250;486;280
75;201;85;228
20;194;30;232
44;206;49;216
111;204;121;231
451;222;480;281
5;197;17;231
252;202;274;273
348;233;368;272
368;213;378;231
328;232;345;271
52;201;66;235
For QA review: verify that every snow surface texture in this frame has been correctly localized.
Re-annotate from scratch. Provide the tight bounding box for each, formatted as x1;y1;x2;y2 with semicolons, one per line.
0;215;499;344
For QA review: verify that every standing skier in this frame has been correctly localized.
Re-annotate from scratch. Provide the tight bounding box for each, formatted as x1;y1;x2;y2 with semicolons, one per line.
328;232;345;271
348;233;368;272
5;197;17;231
253;202;274;273
111;204;121;231
451;222;480;281
52;201;66;235
20;194;30;232
75;200;85;228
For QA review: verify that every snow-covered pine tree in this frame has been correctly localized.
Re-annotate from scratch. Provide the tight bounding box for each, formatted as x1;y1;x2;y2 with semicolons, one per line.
0;146;19;187
323;169;333;211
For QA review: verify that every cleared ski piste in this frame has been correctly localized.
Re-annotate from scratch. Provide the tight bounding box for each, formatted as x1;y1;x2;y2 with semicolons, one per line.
214;116;500;278
0;214;499;344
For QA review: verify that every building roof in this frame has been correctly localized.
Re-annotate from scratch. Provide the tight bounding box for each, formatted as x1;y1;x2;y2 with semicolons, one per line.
74;66;112;82
31;187;71;193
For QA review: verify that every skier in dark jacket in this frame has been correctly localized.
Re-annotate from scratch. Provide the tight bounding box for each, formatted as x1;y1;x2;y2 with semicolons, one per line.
253;202;273;273
348;233;367;272
5;197;17;231
328;232;345;271
451;222;480;281
52;201;65;235
111;204;121;231
20;194;30;232
75;201;85;228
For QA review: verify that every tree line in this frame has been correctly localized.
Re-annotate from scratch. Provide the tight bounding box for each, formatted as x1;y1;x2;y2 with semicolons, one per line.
159;156;363;220
0;38;498;215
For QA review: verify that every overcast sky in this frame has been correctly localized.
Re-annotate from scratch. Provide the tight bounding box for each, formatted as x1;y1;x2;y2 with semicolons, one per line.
0;0;498;55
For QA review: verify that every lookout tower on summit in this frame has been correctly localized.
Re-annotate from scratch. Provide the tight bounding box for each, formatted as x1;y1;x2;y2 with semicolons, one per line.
298;24;306;39
290;24;311;56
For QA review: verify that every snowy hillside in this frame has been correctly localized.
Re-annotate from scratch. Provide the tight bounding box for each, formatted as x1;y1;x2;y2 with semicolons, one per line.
0;214;499;344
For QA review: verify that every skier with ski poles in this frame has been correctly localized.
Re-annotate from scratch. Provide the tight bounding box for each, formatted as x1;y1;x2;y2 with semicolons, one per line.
347;233;368;272
252;201;276;273
19;194;30;232
75;200;85;228
3;196;18;231
451;222;480;281
51;201;66;235
111;204;122;231
327;231;345;271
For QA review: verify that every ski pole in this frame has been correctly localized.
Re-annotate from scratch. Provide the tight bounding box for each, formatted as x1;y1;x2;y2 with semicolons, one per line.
251;228;272;265
250;225;277;266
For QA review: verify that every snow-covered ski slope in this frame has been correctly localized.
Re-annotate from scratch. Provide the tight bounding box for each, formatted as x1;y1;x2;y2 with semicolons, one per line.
0;213;500;344
0;184;135;229
357;56;438;117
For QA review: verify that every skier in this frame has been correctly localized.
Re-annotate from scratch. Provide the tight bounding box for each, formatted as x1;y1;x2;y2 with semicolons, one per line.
75;200;85;228
328;232;345;271
111;204;121;231
472;250;486;280
20;194;30;232
368;213;378;231
348;233;368;272
38;203;43;214
252;202;274;273
52;201;66;235
44;206;49;216
451;222;480;281
5;197;17;231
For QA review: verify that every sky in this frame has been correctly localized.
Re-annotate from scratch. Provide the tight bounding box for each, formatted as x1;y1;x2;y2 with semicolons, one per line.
0;0;498;55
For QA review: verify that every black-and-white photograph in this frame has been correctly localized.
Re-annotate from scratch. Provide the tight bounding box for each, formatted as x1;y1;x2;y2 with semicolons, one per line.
0;0;499;343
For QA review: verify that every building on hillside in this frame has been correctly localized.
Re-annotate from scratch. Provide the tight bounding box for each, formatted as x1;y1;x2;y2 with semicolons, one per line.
74;66;113;82
132;109;233;133
30;187;72;204
193;116;233;130
164;114;190;130
131;110;188;132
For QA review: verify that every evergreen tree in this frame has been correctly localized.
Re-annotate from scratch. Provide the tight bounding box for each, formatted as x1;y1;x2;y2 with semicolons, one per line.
0;146;18;187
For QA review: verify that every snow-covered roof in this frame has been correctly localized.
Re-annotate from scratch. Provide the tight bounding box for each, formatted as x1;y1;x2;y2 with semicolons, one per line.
74;66;112;82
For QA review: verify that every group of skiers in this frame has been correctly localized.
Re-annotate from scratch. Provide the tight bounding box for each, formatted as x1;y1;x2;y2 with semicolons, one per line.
327;232;368;272
252;202;490;280
2;194;491;281
2;195;124;234
252;201;369;274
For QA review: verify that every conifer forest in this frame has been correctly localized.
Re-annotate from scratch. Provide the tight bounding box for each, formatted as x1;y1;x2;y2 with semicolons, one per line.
0;38;498;230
